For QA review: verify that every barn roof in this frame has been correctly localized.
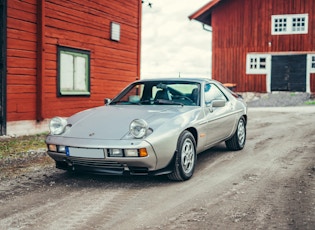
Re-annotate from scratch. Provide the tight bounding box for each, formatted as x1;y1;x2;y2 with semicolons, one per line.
188;0;222;25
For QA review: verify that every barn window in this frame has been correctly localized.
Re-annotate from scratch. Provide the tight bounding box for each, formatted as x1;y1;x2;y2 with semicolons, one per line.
58;47;90;96
246;54;269;74
292;17;306;32
273;18;287;33
272;14;308;35
310;55;315;71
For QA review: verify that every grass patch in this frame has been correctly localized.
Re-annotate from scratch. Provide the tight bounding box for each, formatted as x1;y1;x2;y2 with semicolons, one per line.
0;133;54;180
0;133;48;159
305;100;315;105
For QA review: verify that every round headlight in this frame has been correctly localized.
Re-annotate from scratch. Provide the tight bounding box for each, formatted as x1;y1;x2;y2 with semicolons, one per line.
129;119;148;139
49;117;67;135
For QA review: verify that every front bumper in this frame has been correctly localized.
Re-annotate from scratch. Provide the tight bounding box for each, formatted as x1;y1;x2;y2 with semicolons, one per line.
46;135;176;176
47;150;173;176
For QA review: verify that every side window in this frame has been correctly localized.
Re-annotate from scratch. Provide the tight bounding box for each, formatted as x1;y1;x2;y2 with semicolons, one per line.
310;55;315;73
204;84;227;105
58;46;90;96
246;54;269;74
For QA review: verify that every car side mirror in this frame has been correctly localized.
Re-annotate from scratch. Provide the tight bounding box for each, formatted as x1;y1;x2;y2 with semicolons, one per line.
212;99;225;107
104;98;111;105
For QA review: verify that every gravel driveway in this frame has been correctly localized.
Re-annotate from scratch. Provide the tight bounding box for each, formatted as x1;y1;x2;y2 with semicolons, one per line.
0;93;314;230
243;91;312;107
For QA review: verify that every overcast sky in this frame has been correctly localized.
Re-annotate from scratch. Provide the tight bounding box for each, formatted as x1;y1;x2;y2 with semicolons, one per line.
140;0;212;79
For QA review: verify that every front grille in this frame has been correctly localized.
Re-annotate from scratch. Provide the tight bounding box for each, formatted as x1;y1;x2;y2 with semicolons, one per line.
68;156;124;170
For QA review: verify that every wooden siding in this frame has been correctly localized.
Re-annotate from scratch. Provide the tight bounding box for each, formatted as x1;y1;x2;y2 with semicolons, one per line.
211;0;315;92
311;74;315;92
7;0;37;121
7;0;141;121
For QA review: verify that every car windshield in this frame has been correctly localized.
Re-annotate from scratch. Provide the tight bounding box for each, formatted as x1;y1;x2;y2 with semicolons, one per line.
110;81;201;106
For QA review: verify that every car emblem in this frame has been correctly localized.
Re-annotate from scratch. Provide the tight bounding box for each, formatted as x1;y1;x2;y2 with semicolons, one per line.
89;133;95;137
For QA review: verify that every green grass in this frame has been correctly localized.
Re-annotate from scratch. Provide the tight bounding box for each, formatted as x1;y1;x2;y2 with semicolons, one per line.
0;133;48;159
305;100;315;105
0;133;52;179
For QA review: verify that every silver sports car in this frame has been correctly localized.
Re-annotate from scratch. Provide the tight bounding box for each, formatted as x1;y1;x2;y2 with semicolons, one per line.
46;78;247;181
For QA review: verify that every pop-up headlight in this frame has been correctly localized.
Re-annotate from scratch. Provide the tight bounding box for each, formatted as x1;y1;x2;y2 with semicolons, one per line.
49;117;67;135
129;119;148;139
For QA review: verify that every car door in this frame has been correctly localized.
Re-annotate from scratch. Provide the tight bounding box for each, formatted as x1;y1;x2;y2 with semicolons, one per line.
204;83;236;147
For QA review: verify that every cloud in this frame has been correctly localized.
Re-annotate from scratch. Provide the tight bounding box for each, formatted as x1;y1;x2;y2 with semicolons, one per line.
141;0;212;79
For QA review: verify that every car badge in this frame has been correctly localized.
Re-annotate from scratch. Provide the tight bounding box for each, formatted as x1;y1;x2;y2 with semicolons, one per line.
89;132;95;137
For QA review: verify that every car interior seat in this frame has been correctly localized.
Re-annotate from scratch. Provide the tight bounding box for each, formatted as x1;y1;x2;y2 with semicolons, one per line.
154;89;172;100
190;88;199;105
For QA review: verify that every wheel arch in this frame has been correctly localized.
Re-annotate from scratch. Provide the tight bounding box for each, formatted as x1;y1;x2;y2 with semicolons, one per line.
185;127;198;146
242;114;248;125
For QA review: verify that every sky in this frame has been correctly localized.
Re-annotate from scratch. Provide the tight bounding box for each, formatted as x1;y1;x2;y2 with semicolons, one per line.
140;0;212;79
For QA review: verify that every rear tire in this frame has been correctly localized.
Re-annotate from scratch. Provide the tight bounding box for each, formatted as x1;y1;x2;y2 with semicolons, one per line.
225;117;246;150
168;131;196;181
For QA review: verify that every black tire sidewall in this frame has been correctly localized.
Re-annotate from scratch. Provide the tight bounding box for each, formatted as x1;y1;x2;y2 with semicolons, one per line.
237;118;246;149
225;116;246;151
176;131;196;180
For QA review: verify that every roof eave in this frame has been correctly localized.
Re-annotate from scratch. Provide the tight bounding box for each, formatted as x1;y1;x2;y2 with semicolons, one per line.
188;0;222;26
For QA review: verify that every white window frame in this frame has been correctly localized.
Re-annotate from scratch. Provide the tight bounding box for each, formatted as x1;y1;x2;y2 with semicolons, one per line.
309;54;315;73
58;47;90;96
306;54;314;92
272;14;308;35
246;53;312;93
246;54;269;74
110;22;121;41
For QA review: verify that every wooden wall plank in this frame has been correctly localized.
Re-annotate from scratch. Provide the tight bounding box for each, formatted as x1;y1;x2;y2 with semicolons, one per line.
311;74;315;93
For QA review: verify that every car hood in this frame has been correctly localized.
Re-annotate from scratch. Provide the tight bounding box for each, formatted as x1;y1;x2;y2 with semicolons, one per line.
64;105;197;140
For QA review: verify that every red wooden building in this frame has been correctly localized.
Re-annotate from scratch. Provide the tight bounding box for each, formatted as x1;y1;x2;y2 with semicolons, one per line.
0;0;142;136
189;0;315;94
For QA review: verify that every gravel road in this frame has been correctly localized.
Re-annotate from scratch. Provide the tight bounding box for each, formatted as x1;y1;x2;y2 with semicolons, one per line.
0;105;314;230
243;91;312;107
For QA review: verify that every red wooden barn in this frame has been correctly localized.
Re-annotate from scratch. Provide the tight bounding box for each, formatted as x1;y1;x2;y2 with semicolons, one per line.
0;0;142;136
189;0;315;94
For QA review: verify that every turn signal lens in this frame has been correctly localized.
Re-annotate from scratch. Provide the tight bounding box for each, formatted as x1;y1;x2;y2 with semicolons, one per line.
48;144;57;152
139;148;148;157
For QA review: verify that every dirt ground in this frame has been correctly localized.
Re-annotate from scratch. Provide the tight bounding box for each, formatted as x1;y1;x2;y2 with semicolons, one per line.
0;106;314;230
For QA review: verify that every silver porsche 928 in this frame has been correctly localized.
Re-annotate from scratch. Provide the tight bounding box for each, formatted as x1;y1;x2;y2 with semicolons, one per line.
46;78;247;181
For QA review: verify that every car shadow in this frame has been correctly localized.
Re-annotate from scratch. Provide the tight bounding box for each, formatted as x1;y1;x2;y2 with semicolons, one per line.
196;143;230;167
46;167;172;189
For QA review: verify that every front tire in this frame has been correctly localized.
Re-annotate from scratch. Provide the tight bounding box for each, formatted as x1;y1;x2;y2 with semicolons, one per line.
168;131;196;181
225;117;246;150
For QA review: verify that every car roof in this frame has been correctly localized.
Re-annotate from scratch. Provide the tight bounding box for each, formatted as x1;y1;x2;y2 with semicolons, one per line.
136;78;218;84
